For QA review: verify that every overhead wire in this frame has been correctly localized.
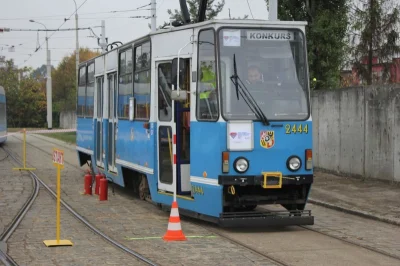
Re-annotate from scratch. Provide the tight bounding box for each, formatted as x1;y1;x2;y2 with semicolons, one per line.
79;3;151;28
246;0;254;19
19;0;89;66
0;8;152;21
12;1;158;66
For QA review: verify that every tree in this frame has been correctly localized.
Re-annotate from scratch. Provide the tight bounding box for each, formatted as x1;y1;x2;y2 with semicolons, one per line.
52;48;100;112
154;0;225;29
32;64;55;80
11;78;47;127
0;58;47;127
265;0;350;90
349;0;400;85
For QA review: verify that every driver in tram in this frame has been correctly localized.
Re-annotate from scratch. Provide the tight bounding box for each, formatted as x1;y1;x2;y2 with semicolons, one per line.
246;65;264;85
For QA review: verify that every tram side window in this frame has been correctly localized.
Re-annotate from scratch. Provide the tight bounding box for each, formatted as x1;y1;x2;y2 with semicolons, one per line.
158;63;172;121
196;29;219;121
118;49;133;119
77;66;86;117
134;41;151;121
86;63;95;117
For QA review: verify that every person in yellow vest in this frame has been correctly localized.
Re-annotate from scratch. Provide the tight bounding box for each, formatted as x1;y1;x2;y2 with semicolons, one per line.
198;63;217;119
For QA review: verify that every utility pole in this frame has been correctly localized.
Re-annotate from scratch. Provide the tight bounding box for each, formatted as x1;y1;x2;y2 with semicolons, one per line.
151;0;157;32
30;19;52;129
100;20;106;53
46;32;52;129
269;0;278;21
72;0;79;96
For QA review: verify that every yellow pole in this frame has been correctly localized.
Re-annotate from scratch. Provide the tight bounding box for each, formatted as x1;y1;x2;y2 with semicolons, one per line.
43;148;72;247
12;129;35;171
23;128;26;168
56;164;61;244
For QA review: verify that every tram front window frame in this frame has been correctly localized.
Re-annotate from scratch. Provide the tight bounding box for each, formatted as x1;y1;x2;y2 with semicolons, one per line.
217;27;310;122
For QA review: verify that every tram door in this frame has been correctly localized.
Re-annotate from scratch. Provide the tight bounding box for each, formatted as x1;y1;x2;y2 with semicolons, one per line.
95;76;104;168
156;59;191;195
107;73;118;173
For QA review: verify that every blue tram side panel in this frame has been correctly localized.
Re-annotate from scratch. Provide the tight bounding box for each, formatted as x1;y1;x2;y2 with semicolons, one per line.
0;86;7;144
75;18;314;227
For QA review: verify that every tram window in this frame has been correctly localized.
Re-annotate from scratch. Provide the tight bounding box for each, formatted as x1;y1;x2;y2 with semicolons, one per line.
118;73;132;119
158;126;173;184
126;49;133;73
77;66;86;117
118;49;133;119
196;29;219;121
134;41;151;120
86;63;95;117
158;63;172;121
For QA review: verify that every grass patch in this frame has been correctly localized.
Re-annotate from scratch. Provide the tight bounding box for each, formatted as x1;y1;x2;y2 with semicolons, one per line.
39;132;76;144
8;128;76;144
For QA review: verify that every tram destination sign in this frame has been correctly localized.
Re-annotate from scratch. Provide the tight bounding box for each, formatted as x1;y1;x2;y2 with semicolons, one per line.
247;30;294;41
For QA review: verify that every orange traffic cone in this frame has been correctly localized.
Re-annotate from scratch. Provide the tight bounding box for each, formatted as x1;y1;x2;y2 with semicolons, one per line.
163;201;187;241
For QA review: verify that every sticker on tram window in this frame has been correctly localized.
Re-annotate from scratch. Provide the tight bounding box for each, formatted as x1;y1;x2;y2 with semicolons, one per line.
285;124;309;134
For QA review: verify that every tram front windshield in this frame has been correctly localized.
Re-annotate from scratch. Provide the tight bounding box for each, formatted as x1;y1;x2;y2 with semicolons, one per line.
218;28;309;121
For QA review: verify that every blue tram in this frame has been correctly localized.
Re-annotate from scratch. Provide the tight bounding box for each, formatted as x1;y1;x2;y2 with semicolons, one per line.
76;4;314;227
0;86;7;145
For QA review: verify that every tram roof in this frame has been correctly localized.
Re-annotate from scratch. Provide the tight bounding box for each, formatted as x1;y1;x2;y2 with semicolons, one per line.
80;19;308;65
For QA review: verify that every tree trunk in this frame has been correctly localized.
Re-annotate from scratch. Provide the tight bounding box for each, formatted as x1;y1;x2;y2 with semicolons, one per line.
367;0;374;85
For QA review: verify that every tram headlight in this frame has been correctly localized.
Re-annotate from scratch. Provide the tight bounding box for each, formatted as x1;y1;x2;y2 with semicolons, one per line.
287;156;301;171
234;157;249;173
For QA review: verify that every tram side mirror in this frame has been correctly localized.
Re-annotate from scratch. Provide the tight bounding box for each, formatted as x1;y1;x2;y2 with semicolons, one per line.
129;97;135;121
172;58;186;90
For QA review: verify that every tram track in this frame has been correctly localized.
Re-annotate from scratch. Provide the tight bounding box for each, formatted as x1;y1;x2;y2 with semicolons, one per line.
8;134;400;265
196;224;291;266
0;147;39;266
195;220;400;266
0;146;159;266
298;225;400;261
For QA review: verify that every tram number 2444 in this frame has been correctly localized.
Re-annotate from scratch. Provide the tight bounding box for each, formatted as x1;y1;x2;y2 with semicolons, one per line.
285;124;309;134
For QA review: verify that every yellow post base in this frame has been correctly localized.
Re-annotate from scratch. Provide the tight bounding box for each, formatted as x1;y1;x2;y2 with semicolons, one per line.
43;240;73;247
13;167;36;171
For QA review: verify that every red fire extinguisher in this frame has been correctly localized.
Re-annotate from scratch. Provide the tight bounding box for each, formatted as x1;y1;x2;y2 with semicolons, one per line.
99;177;108;201
84;170;92;195
95;173;102;195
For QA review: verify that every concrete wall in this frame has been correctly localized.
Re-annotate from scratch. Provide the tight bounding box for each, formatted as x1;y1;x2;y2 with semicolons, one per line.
312;85;400;182
59;111;76;129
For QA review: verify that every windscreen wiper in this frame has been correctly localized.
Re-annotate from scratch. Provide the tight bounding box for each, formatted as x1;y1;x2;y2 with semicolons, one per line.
230;54;270;126
231;54;240;100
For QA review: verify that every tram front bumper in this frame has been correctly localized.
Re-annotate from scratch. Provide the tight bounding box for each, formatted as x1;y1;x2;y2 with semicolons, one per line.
218;173;313;187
